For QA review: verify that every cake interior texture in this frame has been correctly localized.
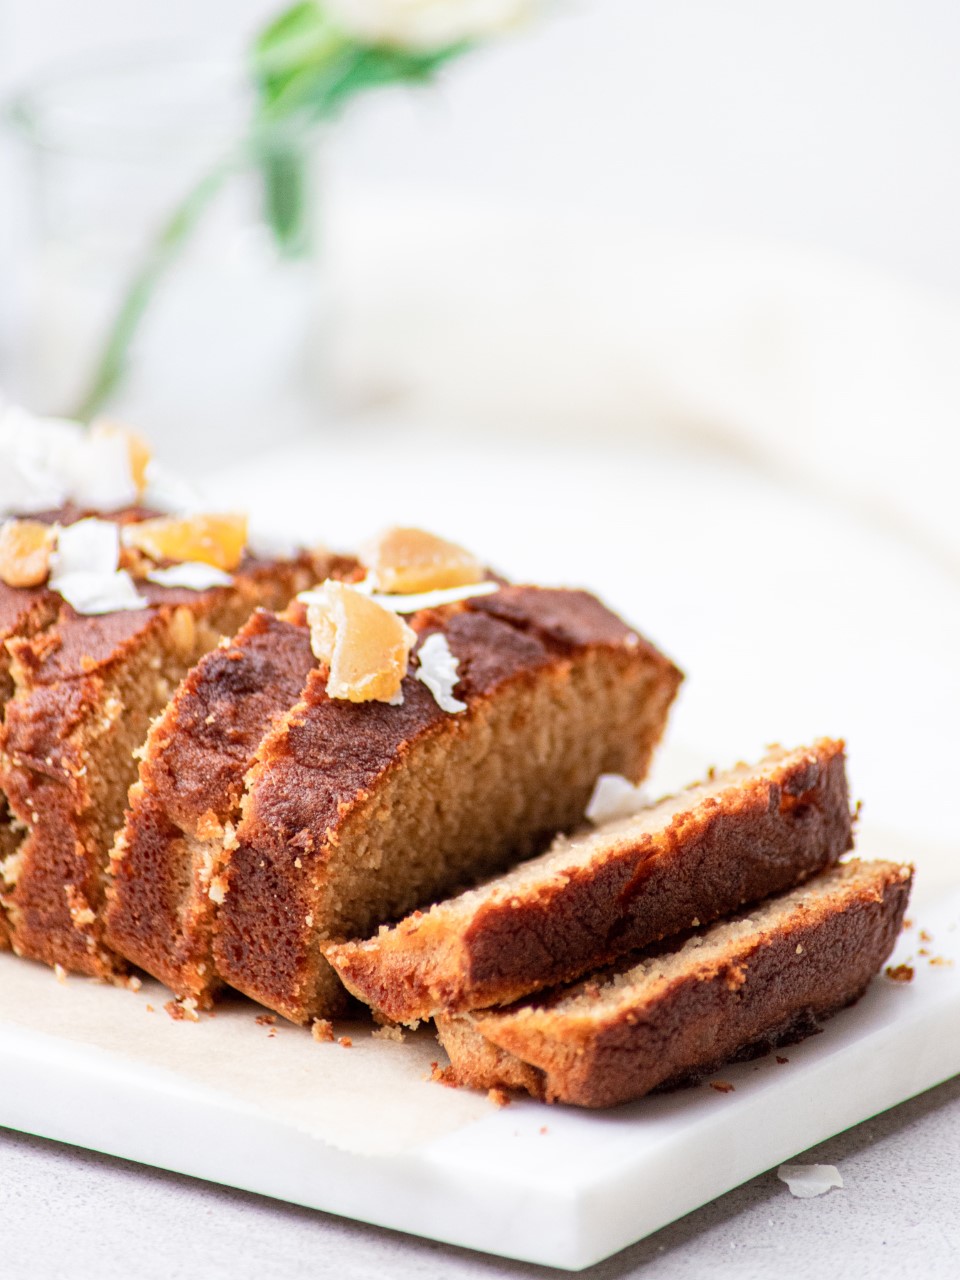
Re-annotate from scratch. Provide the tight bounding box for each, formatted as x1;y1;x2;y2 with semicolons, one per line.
211;588;681;1024
436;858;913;1107
324;739;853;1022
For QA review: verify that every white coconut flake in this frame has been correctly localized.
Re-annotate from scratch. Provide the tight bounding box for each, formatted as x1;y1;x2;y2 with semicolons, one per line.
147;562;234;590
415;632;466;713
365;581;498;613
0;404;139;514
246;524;301;561
51;568;148;615
586;774;648;825
51;518;120;577
140;459;205;515
777;1164;844;1198
64;433;137;510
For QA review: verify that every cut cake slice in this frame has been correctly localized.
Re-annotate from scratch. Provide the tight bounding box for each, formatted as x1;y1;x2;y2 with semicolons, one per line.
211;586;682;1025
436;858;913;1108
324;740;854;1023
102;597;333;1002
0;543;323;977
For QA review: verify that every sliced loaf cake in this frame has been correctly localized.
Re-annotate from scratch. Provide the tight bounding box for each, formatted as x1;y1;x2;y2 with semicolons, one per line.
323;740;854;1023
210;586;682;1024
436;858;913;1107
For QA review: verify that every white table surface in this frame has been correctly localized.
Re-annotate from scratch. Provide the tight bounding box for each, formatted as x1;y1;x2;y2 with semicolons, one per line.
4;432;958;1278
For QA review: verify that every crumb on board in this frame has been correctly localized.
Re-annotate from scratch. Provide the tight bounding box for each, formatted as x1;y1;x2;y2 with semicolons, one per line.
338;1035;353;1048
885;963;915;983
145;1004;155;1013
256;1014;276;1026
902;918;914;931
776;1055;789;1065
53;964;67;984
164;997;200;1022
488;1088;511;1108
709;1081;735;1094
919;929;933;943
918;948;930;957
310;1019;334;1042
124;974;142;992
428;1061;459;1088
539;1126;549;1135
372;1024;405;1043
268;1027;277;1038
930;956;954;967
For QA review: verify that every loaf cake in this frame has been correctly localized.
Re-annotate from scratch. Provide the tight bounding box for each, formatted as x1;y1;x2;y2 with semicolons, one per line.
436;859;913;1107
324;740;854;1023
0;418;324;976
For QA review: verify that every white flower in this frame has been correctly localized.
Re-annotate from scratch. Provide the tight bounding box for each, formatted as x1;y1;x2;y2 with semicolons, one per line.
325;0;537;51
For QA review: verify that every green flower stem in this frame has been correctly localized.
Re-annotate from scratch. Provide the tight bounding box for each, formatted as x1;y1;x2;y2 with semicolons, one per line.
72;160;234;421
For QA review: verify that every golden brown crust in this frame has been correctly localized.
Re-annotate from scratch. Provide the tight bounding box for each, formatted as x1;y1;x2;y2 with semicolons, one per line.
324;741;854;1022
213;587;682;1024
437;859;913;1108
0;556;316;976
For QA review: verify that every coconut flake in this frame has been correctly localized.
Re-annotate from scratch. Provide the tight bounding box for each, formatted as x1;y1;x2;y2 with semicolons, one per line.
0;404;140;514
51;518;120;577
777;1164;844;1198
586;774;648;825
315;580;499;614
48;518;148;614
51;568;148;615
415;633;467;713
140;459;205;515
147;562;234;590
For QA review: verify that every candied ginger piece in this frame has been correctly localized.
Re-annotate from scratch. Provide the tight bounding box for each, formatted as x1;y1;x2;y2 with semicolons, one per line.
0;519;55;587
362;526;484;594
123;513;248;571
306;580;415;704
90;420;152;493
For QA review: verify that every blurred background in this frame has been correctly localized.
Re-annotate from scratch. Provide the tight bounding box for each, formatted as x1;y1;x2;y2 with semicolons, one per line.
1;0;958;890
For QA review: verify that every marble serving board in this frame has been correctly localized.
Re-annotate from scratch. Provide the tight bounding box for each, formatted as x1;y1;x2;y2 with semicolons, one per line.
2;889;958;1271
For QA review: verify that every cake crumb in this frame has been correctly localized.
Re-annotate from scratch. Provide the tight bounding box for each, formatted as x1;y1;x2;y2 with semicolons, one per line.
488;1088;511;1108
776;1055;789;1064
902;918;914;931
165;997;200;1022
256;1014;276;1026
268;1027;277;1038
919;929;933;943
53;964;67;984
539;1126;549;1135
124;974;142;992
145;1004;155;1013
885;963;914;983
372;1024;405;1043
311;1019;334;1042
709;1081;735;1094
338;1035;353;1048
428;1061;459;1088
930;956;954;967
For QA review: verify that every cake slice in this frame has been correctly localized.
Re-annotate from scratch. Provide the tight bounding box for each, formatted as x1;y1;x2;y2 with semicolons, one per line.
101;596;339;1002
436;859;913;1108
211;586;682;1024
1;580;63;949
0;534;322;977
323;740;854;1023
